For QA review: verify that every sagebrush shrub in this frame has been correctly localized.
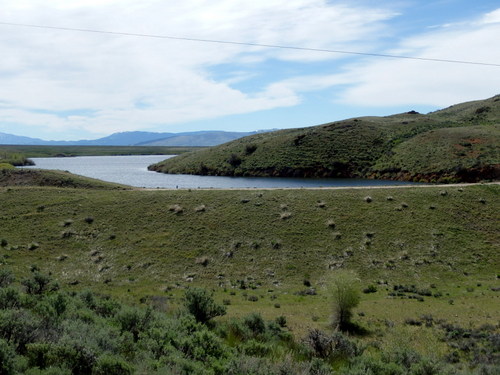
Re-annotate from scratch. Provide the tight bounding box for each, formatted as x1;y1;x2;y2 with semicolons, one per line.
243;313;266;336
0;338;15;375
0;269;15;288
184;288;226;324
94;354;133;375
0;288;21;309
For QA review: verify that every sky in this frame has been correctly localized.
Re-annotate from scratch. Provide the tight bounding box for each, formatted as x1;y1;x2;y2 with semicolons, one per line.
0;0;499;141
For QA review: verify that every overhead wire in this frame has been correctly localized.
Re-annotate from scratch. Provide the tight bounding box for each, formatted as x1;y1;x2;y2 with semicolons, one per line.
0;21;499;67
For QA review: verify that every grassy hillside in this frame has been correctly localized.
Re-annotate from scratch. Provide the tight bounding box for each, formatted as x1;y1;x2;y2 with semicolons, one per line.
1;181;498;373
150;95;500;182
1;184;498;332
0;169;129;190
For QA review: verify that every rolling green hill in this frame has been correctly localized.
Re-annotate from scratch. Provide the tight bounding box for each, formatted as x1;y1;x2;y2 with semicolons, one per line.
150;95;500;183
1;179;498;373
1;184;498;331
0;169;129;190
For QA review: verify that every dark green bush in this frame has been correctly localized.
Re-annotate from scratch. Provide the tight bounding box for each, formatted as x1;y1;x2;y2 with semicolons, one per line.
0;269;15;288
24;366;71;375
21;272;58;295
227;319;252;342
0;338;16;375
79;291;120;318
49;293;68;317
243;313;266;336
245;144;257;155
180;328;228;362
275;315;287;328
0;287;21;309
363;285;378;294
52;343;97;375
93;354;133;375
115;306;153;342
382;347;422;370
26;342;55;369
227;153;242;167
0;309;40;353
184;287;226;324
342;355;404;375
240;339;272;357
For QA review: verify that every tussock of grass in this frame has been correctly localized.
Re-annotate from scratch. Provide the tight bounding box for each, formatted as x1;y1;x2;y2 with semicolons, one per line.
194;204;206;212
280;212;292;220
168;204;184;214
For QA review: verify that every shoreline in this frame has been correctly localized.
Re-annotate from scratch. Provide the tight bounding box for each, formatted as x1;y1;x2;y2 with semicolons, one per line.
135;181;500;191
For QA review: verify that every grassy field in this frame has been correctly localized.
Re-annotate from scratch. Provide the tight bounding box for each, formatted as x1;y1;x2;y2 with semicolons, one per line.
1;182;498;336
0;145;202;158
0;169;498;373
150;95;500;183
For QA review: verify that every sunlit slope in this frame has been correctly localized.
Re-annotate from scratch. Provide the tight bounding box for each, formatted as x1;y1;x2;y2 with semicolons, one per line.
1;184;498;294
150;95;500;182
0;169;129;189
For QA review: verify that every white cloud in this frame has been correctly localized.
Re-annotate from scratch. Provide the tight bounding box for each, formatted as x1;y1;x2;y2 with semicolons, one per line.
2;1;498;139
482;8;500;24
337;9;500;108
0;0;395;138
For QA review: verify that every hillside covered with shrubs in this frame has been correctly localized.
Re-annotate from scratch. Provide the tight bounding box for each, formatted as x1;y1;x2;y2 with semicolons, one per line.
150;95;500;183
0;269;498;375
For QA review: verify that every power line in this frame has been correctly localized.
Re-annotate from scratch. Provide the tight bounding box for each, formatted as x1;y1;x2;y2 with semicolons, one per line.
1;21;499;67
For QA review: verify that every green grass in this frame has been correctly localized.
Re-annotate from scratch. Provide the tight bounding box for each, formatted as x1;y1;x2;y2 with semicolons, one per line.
150;95;500;182
0;145;202;158
0;169;130;190
372;125;500;181
1;183;498;334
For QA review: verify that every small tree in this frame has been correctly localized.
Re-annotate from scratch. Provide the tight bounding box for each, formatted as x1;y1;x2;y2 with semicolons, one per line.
328;271;361;331
184;287;226;324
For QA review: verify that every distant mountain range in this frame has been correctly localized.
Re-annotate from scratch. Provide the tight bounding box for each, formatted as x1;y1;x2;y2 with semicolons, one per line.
0;130;262;147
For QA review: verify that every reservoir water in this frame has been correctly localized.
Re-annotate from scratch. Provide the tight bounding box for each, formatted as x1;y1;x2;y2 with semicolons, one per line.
23;155;416;189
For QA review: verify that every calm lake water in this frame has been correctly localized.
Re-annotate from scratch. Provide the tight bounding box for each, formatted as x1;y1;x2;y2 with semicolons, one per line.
23;155;416;189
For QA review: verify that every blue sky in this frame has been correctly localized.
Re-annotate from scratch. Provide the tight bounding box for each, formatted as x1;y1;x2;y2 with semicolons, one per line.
0;0;499;140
